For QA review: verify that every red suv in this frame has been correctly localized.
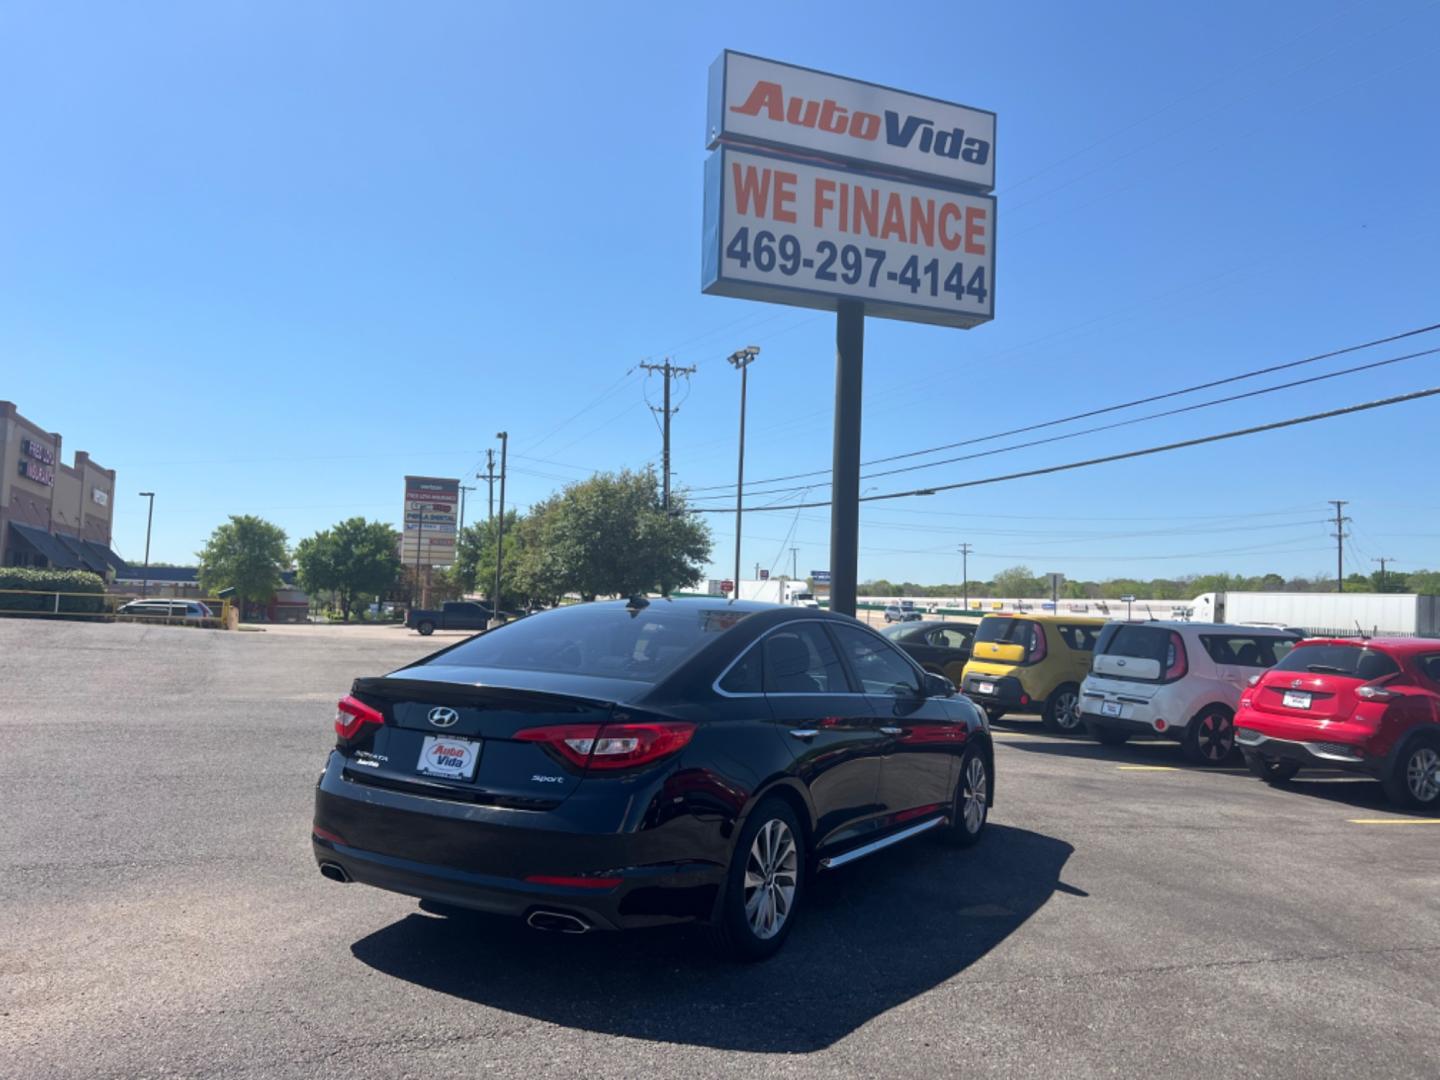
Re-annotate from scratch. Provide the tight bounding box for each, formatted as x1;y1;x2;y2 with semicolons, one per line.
1235;637;1440;811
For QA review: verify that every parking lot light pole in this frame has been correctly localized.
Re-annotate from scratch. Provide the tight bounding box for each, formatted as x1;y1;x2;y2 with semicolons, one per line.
138;492;155;597
490;432;508;628
728;346;760;596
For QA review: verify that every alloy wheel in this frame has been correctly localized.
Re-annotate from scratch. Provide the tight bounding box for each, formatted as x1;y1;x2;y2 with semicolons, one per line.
962;755;988;833
1197;712;1234;762
1407;747;1440;803
1054;690;1081;731
743;819;798;940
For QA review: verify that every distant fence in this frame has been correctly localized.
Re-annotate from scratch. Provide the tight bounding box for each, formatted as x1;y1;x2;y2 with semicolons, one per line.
0;589;233;628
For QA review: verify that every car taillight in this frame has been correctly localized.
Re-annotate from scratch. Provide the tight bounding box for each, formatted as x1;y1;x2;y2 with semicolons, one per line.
515;720;695;771
335;695;384;740
1165;631;1188;681
1355;684;1398;701
1027;624;1047;663
1247;674;1261;687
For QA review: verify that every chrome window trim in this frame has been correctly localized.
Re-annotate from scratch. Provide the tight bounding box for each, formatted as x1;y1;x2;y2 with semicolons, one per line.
712;618;864;699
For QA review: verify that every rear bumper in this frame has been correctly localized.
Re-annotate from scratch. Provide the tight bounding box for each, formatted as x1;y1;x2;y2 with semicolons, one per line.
962;674;1028;710
312;753;726;930
1080;712;1171;738
1235;727;1375;772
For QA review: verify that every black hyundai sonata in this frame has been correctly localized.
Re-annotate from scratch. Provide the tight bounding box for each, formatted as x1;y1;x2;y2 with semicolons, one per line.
312;597;993;959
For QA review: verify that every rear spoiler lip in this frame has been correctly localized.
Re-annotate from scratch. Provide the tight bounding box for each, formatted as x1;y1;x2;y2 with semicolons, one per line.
349;675;617;712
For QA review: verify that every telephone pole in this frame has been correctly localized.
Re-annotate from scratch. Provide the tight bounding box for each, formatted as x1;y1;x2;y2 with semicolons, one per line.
490;433;508;626
639;358;697;511
790;546;799;581
1329;500;1350;592
480;449;497;526
457;485;476;533
1373;556;1395;592
959;543;973;611
728;346;760;596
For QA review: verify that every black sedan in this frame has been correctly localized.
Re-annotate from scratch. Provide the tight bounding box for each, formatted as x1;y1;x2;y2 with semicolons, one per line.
313;597;994;959
881;619;978;686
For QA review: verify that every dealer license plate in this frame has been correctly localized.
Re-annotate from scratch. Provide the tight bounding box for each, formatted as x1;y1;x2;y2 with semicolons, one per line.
417;734;481;780
976;681;995;696
1282;691;1312;710
1101;701;1122;717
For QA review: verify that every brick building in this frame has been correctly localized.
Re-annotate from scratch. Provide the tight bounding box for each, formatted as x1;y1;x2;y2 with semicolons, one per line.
0;400;124;573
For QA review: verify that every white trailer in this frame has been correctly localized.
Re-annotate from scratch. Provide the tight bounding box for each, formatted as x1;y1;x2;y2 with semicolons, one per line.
1192;592;1440;637
737;579;811;605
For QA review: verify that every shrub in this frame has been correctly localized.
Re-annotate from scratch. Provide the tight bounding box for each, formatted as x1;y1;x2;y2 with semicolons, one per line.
0;568;107;615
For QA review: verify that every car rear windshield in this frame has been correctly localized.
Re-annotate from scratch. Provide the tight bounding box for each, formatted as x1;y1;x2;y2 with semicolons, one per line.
1272;644;1400;680
428;603;754;683
975;618;1041;651
1095;623;1171;663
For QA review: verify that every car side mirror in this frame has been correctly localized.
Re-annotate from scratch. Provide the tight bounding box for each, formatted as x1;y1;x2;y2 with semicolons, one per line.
924;672;956;698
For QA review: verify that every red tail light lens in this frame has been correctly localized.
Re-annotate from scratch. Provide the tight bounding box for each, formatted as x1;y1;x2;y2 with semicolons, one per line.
1355;684;1398;701
1165;631;1188;681
1026;623;1047;663
335;695;384;740
515;720;695;771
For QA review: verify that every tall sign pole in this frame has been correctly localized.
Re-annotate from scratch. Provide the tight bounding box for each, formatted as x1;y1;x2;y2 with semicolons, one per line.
829;303;864;617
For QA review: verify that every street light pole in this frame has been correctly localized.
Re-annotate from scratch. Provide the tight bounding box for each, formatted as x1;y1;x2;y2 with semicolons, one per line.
138;492;155;597
490;432;508;627
728;346;760;597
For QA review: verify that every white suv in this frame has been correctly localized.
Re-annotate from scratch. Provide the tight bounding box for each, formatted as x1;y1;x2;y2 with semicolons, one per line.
1079;622;1298;764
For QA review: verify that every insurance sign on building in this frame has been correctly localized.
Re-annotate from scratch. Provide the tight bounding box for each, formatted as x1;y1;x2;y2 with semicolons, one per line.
703;51;995;329
400;476;459;567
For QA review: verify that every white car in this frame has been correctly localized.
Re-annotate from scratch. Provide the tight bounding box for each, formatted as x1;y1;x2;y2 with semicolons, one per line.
1078;621;1298;764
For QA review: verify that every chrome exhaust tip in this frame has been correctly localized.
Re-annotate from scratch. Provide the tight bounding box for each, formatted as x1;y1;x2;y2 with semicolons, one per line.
526;909;591;934
319;861;351;883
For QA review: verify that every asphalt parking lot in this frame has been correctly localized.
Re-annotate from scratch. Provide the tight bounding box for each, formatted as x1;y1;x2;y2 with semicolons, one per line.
4;620;1438;1079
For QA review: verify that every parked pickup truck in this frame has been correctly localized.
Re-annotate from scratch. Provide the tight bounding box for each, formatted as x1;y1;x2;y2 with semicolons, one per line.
405;600;501;636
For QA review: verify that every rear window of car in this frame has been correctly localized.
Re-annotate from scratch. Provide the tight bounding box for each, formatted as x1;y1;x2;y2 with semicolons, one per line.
430;604;754;683
1199;635;1295;668
1095;624;1171;663
1272;643;1400;680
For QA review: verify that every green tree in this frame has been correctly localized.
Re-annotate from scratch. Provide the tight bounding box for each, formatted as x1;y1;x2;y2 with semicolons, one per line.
1405;570;1440;594
197;515;289;607
517;470;711;601
454;509;528;605
294;517;401;621
992;565;1042;598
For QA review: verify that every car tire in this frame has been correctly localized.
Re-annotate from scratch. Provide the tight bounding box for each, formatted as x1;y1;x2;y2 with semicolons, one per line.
416;620;435;636
1085;722;1130;746
1042;683;1082;734
1182;706;1236;765
1381;734;1440;813
710;796;805;962
936;747;989;848
1243;750;1300;784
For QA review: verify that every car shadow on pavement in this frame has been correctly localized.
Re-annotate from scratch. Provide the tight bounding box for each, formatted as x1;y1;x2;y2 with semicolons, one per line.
349;824;1073;1052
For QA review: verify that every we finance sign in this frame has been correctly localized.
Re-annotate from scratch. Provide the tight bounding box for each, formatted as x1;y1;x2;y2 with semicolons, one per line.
702;146;995;328
708;51;995;192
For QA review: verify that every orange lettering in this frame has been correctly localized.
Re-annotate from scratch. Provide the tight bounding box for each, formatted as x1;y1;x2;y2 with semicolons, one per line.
939;203;963;251
880;193;906;241
909;197;935;247
774;171;797;224
731;164;772;217
965;206;988;254
852;186;877;236
814;179;836;228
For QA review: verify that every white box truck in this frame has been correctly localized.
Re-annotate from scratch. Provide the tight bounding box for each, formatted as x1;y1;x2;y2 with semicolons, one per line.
1190;592;1440;637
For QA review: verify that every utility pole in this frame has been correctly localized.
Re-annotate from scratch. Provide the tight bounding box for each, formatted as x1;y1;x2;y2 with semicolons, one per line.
728;346;760;598
458;484;476;533
481;449;497;526
958;543;972;611
1373;556;1395;592
490;433;508;627
138;492;155;597
639;358;697;512
1329;500;1350;592
790;546;799;581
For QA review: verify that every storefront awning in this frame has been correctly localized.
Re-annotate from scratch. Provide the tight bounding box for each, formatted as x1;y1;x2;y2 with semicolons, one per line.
7;522;85;570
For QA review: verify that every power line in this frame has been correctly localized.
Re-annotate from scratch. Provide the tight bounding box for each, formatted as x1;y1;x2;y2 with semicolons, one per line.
684;385;1440;513
682;321;1440;497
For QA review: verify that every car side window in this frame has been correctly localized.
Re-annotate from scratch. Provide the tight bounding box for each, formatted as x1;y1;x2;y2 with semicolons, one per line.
719;645;762;694
831;624;922;696
1201;635;1289;668
1058;624;1099;651
928;627;970;649
1416;655;1440;688
760;625;848;695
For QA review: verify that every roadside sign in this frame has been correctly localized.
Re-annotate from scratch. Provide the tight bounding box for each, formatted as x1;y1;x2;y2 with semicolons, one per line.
721;579;735;594
1121;594;1136;603
708;51;995;192
401;477;459;567
811;570;831;583
759;569;769;581
703;145;994;329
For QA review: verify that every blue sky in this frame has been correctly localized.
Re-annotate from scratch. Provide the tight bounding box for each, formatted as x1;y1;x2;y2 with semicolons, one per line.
3;0;1438;586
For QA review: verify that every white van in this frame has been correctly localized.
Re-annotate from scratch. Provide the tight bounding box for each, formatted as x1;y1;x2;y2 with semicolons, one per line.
1079;622;1298;764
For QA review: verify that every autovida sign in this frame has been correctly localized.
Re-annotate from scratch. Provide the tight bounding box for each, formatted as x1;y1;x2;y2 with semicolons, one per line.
703;51;995;330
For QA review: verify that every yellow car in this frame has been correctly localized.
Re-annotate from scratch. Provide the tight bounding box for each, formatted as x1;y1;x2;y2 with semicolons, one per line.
960;613;1105;732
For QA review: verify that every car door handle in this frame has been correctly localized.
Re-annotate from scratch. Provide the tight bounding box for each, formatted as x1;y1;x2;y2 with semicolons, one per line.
789;728;819;739
879;726;903;735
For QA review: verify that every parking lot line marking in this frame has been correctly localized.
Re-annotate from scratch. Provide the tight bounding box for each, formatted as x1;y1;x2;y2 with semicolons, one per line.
1116;765;1179;772
991;731;1041;739
1347;817;1440;826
